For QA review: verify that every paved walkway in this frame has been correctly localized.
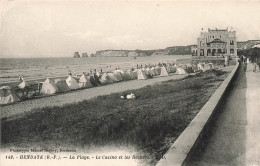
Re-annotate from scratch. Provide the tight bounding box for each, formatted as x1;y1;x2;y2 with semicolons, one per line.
1;74;187;119
188;63;260;166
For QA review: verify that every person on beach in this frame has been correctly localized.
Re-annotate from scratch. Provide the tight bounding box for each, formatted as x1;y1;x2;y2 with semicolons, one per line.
18;75;22;81
68;70;72;75
244;62;247;72
253;62;257;72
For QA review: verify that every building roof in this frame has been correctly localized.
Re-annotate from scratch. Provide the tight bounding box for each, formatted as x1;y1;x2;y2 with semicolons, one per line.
208;39;226;44
208;28;228;32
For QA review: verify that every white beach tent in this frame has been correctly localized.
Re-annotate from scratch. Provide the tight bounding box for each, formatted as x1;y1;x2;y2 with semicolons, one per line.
18;81;30;89
197;63;204;71
137;69;148;80
176;67;187;74
41;78;58;95
160;66;169;76
79;74;93;88
0;86;21;104
66;75;80;90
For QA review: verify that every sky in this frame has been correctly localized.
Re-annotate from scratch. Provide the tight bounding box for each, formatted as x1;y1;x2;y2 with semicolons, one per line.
0;0;260;58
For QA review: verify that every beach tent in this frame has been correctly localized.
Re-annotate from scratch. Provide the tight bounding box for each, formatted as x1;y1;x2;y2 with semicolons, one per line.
209;63;214;69
41;78;58;95
176;67;188;74
113;70;123;81
122;71;132;81
54;79;70;92
18;81;30;89
150;68;157;76
107;73;120;82
151;67;159;75
126;70;137;80
88;75;99;86
132;70;138;79
155;66;161;74
129;70;138;80
99;73;114;84
204;64;211;71
191;65;198;71
121;70;133;81
146;68;155;76
197;63;204;71
92;74;101;85
137;69;148;80
184;65;194;73
0;86;21;104
144;68;153;79
160;66;169;76
66;75;80;89
116;70;128;81
96;71;101;77
79;74;93;88
167;66;177;73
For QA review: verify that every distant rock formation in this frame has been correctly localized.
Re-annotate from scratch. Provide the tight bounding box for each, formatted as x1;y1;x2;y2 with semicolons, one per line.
73;52;80;58
94;46;192;57
82;53;88;58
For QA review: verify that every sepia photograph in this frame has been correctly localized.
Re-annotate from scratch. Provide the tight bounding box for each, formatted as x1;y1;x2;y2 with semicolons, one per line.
1;0;260;165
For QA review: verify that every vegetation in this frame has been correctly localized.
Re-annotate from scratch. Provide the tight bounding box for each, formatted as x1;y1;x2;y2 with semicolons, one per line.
238;47;260;65
1;69;228;165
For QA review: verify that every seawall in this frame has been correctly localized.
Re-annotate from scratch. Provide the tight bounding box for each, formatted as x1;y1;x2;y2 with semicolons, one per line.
156;63;239;166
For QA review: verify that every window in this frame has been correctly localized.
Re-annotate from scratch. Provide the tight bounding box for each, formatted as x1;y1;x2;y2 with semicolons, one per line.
200;49;204;56
212;36;214;38
230;40;234;45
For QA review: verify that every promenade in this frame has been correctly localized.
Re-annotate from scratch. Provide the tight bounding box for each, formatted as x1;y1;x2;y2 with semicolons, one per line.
187;63;260;166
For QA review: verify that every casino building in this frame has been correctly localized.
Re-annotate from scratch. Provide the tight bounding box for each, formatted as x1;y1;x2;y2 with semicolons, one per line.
195;28;237;57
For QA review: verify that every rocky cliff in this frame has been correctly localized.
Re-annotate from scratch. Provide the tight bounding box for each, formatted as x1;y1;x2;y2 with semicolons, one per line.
95;46;192;57
73;52;80;58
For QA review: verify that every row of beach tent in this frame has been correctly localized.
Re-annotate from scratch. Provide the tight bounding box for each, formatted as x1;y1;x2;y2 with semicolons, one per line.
0;63;215;105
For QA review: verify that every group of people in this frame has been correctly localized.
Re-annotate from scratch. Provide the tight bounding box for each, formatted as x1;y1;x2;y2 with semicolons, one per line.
240;56;259;72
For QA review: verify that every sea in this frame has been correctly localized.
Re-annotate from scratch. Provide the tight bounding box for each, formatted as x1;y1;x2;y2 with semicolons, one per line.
0;55;191;84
